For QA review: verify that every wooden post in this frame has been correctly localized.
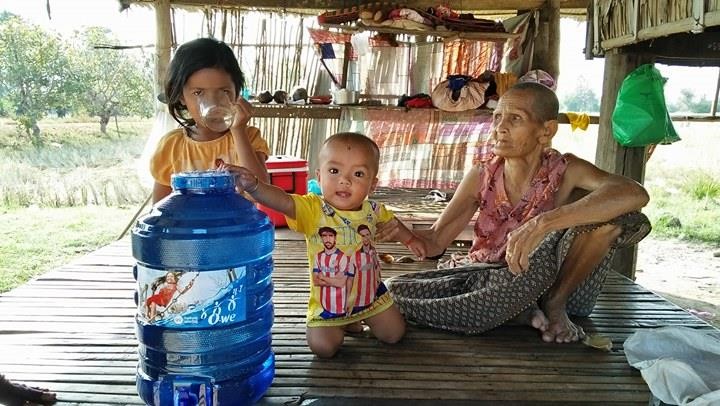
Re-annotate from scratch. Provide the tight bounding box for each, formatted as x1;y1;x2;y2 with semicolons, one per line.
155;0;172;106
533;0;560;80
340;41;352;89
596;49;653;279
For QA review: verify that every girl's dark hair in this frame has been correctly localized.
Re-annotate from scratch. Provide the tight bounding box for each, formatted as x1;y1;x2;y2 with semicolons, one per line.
164;37;245;129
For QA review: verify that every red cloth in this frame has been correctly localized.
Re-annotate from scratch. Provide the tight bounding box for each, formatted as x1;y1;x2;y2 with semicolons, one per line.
405;97;434;108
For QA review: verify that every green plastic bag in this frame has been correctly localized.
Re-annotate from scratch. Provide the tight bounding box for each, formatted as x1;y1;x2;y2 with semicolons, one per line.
612;64;680;147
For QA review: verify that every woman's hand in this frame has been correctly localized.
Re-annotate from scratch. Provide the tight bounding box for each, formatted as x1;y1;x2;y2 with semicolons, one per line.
504;215;547;275
231;97;253;129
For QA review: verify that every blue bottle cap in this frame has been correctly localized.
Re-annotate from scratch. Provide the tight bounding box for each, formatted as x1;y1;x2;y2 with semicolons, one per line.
171;171;235;193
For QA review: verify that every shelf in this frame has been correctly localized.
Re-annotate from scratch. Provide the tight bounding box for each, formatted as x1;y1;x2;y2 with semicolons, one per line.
251;103;498;120
251;103;343;119
252;102;497;119
251;103;600;125
318;22;518;42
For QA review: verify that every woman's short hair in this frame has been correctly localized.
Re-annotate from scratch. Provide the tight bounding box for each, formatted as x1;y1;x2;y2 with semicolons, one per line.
510;82;559;123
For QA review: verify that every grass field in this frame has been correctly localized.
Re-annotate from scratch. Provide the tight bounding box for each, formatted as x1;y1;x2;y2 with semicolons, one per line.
0;205;138;292
1;117;719;294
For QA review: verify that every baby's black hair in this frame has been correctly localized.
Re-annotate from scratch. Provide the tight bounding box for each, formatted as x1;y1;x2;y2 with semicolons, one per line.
164;37;245;129
323;132;381;175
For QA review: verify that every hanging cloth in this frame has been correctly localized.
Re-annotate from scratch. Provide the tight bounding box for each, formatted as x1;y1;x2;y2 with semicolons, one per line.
308;28;356;88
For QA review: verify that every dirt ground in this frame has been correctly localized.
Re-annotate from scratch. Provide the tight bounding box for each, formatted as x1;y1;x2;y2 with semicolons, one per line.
635;236;720;328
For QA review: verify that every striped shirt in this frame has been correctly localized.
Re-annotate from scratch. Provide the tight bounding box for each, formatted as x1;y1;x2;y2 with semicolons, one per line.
353;246;380;307
314;248;351;314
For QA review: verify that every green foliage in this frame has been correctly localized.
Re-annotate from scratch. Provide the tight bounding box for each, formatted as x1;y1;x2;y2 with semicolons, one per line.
561;77;600;113
644;171;720;244
680;171;720;201
70;27;154;134
667;89;712;114
0;16;79;144
0;17;154;143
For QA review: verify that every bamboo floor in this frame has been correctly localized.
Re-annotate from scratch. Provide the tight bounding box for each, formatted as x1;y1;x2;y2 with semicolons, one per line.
0;188;715;405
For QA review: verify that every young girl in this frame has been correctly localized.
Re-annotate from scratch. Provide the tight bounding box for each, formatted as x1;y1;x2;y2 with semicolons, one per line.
150;37;270;203
220;133;426;358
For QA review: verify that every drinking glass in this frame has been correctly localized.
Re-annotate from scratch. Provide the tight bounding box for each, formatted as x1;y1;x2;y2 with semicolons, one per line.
198;93;235;132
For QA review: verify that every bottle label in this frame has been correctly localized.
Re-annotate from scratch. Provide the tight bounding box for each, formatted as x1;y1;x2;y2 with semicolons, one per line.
137;265;247;327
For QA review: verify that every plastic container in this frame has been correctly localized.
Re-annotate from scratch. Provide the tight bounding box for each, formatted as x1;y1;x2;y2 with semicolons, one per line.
131;171;275;406
257;155;308;227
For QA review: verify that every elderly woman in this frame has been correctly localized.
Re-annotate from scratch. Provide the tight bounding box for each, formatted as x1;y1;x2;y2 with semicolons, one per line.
380;82;651;343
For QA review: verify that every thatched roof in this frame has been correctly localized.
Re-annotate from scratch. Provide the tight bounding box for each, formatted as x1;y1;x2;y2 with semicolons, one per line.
119;0;589;15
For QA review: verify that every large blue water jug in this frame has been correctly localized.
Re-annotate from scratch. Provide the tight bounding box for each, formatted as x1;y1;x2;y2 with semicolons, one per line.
131;171;275;405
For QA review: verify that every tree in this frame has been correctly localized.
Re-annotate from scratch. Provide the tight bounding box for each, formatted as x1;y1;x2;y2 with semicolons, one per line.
0;15;78;144
561;77;601;113
71;27;154;134
667;89;712;114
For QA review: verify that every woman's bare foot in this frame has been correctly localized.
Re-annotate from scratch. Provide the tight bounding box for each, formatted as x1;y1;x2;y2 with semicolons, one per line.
0;374;57;405
540;299;585;343
511;303;549;332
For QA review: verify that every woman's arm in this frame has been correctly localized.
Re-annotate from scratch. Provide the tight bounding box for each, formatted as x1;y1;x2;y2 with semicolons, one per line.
376;164;481;257
539;155;649;231
421;165;482;255
504;155;649;274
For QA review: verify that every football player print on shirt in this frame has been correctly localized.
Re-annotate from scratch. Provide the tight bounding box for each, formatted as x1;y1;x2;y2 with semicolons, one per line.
350;224;382;314
313;227;355;319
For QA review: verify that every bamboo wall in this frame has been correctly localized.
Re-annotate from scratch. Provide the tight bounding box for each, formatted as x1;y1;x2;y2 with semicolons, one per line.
192;9;337;158
598;0;720;41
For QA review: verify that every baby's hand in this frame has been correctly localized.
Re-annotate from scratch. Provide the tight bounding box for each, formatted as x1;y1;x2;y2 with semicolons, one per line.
217;162;258;192
376;218;401;242
404;235;427;260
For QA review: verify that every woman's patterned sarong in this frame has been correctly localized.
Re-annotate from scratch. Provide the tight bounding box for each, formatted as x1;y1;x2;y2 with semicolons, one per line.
386;212;652;334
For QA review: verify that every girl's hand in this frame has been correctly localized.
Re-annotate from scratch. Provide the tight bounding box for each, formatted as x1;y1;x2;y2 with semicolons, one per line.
217;162;258;192
231;97;252;129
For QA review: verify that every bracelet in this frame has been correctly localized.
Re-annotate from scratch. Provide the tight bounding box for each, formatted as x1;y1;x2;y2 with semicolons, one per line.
245;175;259;194
402;235;416;246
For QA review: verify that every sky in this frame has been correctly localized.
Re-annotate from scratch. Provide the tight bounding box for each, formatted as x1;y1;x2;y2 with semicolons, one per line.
1;0;156;44
2;1;718;102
